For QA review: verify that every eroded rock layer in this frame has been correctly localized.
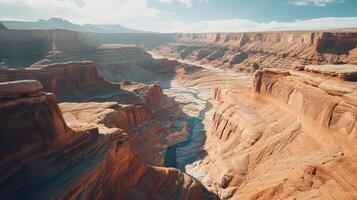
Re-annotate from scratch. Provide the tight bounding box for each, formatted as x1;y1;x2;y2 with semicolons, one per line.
185;65;357;199
153;31;357;72
0;80;207;200
0;61;120;101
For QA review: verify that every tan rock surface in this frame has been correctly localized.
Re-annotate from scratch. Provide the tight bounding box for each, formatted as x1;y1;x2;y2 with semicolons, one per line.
154;31;357;73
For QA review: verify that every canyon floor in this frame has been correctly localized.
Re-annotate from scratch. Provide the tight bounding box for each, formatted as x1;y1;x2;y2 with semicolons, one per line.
1;30;357;200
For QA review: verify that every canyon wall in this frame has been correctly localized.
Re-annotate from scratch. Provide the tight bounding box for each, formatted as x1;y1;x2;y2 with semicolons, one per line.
0;61;119;101
154;31;357;72
253;67;357;136
0;80;207;200
177;32;357;54
0;29;174;68
31;46;179;84
0;56;196;168
187;64;357;199
0;80;73;160
0;29;95;68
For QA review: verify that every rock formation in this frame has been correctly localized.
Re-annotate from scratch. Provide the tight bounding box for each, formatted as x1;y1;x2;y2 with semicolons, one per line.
0;80;207;200
183;64;357;199
0;61;120;101
153;31;357;72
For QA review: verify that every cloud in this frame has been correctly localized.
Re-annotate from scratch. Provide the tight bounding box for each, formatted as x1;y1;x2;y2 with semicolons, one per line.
0;0;355;33
156;0;206;8
159;17;357;33
0;0;165;24
157;0;193;7
290;0;344;7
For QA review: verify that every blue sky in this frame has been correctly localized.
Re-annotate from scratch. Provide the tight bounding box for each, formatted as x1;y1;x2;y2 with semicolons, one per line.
0;0;356;32
148;0;356;22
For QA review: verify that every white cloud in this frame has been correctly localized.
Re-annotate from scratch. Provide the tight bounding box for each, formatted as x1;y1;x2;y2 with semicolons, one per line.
156;0;206;8
290;0;344;7
157;0;192;7
159;17;357;33
0;0;355;33
0;0;165;24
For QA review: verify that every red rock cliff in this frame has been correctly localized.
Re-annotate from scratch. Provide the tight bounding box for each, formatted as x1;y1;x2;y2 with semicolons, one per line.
0;80;207;199
0;80;73;160
0;61;119;101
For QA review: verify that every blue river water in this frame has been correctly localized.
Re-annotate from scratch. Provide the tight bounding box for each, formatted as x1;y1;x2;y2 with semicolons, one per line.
163;87;212;170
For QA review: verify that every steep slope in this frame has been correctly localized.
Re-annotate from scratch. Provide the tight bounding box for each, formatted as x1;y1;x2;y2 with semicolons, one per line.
184;66;357;199
0;80;207;200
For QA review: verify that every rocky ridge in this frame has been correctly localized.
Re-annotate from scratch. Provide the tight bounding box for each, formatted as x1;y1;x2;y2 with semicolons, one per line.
153;31;357;72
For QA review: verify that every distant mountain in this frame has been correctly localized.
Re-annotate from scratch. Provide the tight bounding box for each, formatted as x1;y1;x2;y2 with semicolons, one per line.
0;22;6;29
1;18;148;33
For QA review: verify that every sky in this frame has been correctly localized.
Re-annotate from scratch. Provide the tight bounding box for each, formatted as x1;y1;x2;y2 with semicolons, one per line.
0;0;356;32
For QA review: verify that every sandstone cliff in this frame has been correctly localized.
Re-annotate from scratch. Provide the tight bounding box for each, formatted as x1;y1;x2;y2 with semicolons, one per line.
186;65;357;199
153;31;357;72
0;80;207;200
0;80;73;160
0;61;117;101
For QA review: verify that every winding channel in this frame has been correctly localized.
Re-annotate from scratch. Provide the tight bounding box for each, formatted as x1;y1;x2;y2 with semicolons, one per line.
163;88;212;171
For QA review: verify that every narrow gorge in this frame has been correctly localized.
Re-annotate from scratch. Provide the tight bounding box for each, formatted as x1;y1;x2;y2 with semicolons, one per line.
0;28;357;200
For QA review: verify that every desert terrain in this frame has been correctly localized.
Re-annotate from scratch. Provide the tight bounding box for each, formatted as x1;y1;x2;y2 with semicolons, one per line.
0;27;357;200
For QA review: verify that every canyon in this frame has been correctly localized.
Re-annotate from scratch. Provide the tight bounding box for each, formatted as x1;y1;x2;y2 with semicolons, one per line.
0;29;357;200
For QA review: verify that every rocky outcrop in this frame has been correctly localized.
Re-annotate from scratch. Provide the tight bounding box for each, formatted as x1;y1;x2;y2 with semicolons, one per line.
0;80;73;160
0;80;207;200
0;61;121;101
59;102;152;133
304;64;357;81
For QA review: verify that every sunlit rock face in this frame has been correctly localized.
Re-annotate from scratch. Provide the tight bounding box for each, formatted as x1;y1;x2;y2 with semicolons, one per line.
153;31;357;72
183;66;357;199
0;80;207;200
